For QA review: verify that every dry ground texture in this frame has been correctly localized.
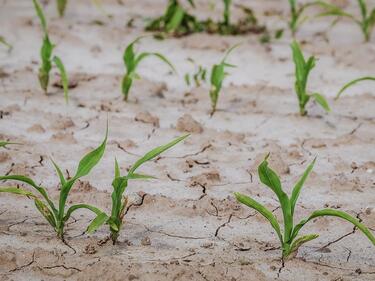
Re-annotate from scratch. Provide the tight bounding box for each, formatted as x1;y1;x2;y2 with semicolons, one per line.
1;0;375;280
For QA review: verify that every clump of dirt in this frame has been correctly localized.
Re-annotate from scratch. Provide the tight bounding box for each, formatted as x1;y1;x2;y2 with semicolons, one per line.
176;114;203;133
134;111;160;127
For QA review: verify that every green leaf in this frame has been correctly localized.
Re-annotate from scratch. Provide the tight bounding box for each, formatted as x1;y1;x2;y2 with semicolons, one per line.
258;154;293;241
335;77;375;100
53;56;69;104
0;175;57;215
166;5;185;32
57;0;68;17
86;212;109;233
32;0;48;34
292;209;375;245
289;234;319;255
73;125;108;180
135;52;176;73
314;1;356;20
357;0;367;19
127;173;156;180
34;198;56;228
114;158;121;178
0;187;56;228
128;134;189;175
39;35;54;93
122;75;133;101
311;93;330;112
222;43;241;62
51;159;66;187
0;141;20;148
0;36;13;51
234;192;283;244
0;186;37;198
63;203;104;222
290;158;316;215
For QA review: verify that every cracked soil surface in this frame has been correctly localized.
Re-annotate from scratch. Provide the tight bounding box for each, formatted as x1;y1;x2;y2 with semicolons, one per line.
0;0;375;280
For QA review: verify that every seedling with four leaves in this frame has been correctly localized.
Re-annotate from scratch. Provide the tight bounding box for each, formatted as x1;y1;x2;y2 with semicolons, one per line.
291;41;330;116
86;134;189;244
235;154;375;259
0;128;108;239
33;0;69;102
122;37;176;101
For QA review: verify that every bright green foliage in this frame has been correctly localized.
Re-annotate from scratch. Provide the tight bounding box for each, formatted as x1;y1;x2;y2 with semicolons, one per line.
87;134;189;244
146;0;202;36
235;155;375;259
291;41;330;116
0;128;108;239
0;36;13;51
33;0;69;99
53;56;69;103
223;0;232;26
57;0;68;17
122;37;175;101
209;44;239;116
317;0;375;42
288;0;315;35
146;0;265;36
184;58;207;87
0;141;20;148
336;76;375;100
38;35;54;94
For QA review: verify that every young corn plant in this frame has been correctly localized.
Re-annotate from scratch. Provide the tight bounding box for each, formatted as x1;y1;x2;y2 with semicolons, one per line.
146;0;203;36
122;37;175;102
87;134;189;244
209;44;239;116
184;58;207;87
235;154;375;260
336;76;375;100
288;0;316;35
317;0;375;42
33;0;69;102
291;41;330;116
0;128;108;240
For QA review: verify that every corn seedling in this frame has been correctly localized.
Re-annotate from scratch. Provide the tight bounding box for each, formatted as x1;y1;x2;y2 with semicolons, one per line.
235;154;375;260
86;134;189;244
146;0;264;36
146;0;203;36
291;41;330;116
33;0;69;101
0;128;108;239
184;58;207;87
0;36;12;52
209;44;239;116
122;37;176;101
335;76;375;100
316;0;375;42
204;3;264;35
288;0;316;35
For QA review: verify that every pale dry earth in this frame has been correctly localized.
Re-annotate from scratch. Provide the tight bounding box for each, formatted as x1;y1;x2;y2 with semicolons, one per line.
0;0;375;280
